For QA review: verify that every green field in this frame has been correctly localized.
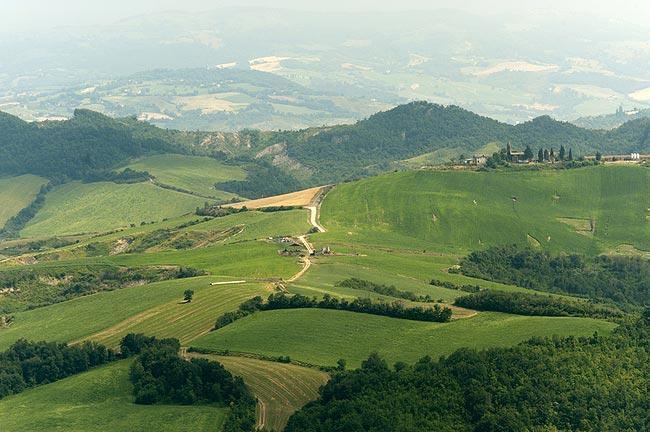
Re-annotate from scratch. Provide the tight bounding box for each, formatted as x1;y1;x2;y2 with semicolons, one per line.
320;166;650;254
22;181;208;237
0;175;47;226
105;240;300;278
195;355;330;431
191;309;616;368
125;154;247;199
0;360;227;432
0;276;272;351
88;282;270;348
288;248;548;306
190;209;312;243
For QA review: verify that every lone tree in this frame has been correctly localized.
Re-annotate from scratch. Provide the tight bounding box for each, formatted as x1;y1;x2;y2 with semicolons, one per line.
537;148;544;163
559;145;566;161
184;289;194;303
568;148;573;161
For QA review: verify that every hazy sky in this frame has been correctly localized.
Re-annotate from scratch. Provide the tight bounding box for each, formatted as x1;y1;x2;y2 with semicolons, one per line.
1;0;649;33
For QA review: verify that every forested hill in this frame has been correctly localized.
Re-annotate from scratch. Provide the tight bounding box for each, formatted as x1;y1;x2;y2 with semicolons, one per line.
0;109;198;181
1;102;649;187
281;102;650;183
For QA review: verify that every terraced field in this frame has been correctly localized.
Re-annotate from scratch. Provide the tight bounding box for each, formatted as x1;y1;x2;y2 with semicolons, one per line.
0;360;228;432
320;165;650;254
21;181;207;237
125;154;247;199
193;355;330;431
191;309;616;368
87;281;271;348
0;276;274;351
0;174;47;226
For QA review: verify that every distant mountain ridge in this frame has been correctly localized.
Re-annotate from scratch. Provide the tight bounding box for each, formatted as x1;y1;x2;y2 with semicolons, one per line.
1;102;648;189
573;108;650;130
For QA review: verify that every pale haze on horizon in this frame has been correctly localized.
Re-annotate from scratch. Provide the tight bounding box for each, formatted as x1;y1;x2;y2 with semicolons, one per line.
1;0;649;34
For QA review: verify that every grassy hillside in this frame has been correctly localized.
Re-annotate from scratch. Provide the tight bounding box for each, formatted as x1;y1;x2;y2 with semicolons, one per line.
125;154;246;199
0;360;227;432
0;175;47;226
197;355;330;432
21;181;207;237
191;309;616;368
320;165;650;254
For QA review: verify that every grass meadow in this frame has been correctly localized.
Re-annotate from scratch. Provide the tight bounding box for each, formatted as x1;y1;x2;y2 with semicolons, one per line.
125;154;246;199
191;309;616;368
0;360;228;432
21;181;207;237
0;174;47;226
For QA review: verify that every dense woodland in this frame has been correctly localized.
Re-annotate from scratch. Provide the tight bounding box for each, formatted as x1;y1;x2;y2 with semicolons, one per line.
124;334;256;432
0;110;188;181
284;102;650;183
460;245;650;308
216;159;303;199
286;312;650;432
0;339;116;399
454;290;621;319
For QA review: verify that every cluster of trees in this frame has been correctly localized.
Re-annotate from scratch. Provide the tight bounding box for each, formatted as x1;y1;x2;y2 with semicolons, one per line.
125;334;256;432
534;144;573;163
196;204;247;218
336;278;434;302
0;265;204;314
81;168;151;184
460;245;649;307
0;339;116;399
454;290;621;319
485;143;577;168
215;293;452;330
429;278;482;293
286;312;650;431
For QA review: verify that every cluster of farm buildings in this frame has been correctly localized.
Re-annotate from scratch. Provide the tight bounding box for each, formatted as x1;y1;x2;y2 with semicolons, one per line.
464;149;650;166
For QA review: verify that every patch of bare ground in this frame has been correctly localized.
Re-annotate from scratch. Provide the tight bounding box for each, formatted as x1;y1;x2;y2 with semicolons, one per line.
225;186;327;209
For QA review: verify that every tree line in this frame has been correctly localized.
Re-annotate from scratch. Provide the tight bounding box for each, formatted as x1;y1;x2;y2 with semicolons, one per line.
215;293;453;330
460;245;649;308
336;278;435;302
0;265;204;314
0;182;53;238
454;290;622;319
0;339;116;399
285;310;650;431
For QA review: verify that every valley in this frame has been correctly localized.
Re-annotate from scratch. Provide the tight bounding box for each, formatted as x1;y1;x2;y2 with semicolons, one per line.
0;104;647;432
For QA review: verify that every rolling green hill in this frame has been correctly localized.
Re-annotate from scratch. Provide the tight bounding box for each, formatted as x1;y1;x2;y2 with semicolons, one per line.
2;102;649;193
191;309;615;368
125;154;246;199
0;360;228;432
319;165;650;254
0;175;47;226
21;181;207;237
